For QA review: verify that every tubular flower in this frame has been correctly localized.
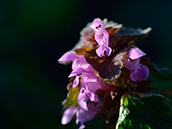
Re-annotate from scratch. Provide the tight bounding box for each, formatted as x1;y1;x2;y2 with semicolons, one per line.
124;48;149;81
77;71;111;110
59;51;110;110
90;18;112;57
58;52;95;76
77;86;98;110
61;105;97;129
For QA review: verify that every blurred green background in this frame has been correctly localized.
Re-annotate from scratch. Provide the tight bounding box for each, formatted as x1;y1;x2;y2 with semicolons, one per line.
1;0;172;129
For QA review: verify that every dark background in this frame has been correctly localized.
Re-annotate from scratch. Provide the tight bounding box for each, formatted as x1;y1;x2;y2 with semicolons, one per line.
1;0;172;129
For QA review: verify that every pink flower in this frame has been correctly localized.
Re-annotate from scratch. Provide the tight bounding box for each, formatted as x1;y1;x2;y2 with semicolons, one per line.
59;52;111;110
61;105;97;129
71;68;110;110
124;48;149;81
77;71;110;110
77;86;98;110
59;52;99;109
80;72;110;93
58;52;79;62
90;18;112;57
58;52;96;78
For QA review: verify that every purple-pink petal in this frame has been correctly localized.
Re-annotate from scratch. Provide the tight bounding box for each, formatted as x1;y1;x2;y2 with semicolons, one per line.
73;76;80;88
128;48;146;60
81;72;111;93
58;52;78;62
61;106;78;125
77;86;97;110
96;45;112;57
61;104;97;129
72;56;96;73
86;91;95;101
83;72;97;83
124;56;140;71
130;64;149;81
69;68;87;78
90;18;112;57
76;105;96;128
95;29;109;46
78;124;85;129
72;56;89;70
90;18;105;32
103;30;109;46
77;88;88;110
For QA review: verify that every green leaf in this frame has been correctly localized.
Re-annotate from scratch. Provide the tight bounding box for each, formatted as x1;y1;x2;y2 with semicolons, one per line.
116;94;171;129
62;85;80;109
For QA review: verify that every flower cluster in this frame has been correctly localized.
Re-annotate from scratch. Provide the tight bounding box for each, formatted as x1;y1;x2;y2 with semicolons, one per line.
58;18;152;129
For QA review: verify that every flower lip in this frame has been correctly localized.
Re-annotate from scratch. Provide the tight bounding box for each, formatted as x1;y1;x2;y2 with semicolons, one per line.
61;105;97;129
61;106;78;125
58;52;79;62
90;18;105;31
130;64;149;81
128;48;146;60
